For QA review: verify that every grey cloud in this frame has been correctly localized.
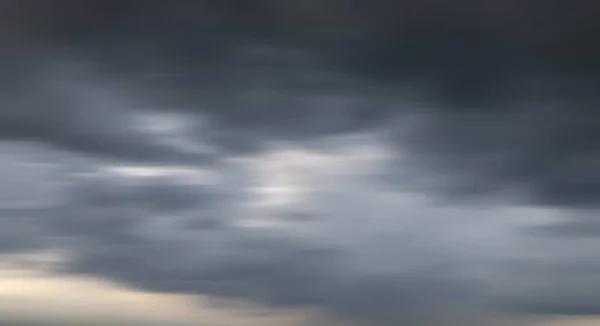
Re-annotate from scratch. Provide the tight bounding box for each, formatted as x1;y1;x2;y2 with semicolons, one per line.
2;76;599;325
4;1;600;209
1;61;219;164
56;168;228;244
1;140;600;324
1;1;600;323
5;43;600;209
0;143;61;252
0;208;48;253
28;146;491;326
379;89;600;208
528;220;600;238
486;257;600;315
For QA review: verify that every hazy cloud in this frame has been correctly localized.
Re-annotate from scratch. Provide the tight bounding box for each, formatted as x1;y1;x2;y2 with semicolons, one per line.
1;135;599;325
1;2;600;324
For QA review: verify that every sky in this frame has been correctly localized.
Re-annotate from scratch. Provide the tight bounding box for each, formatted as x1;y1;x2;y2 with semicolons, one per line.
1;1;600;326
0;260;323;326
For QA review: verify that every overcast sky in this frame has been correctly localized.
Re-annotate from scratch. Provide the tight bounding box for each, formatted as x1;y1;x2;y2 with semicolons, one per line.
1;2;600;325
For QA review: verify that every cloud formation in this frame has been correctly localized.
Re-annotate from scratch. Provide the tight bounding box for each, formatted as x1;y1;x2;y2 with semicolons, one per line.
1;2;600;324
2;133;599;325
16;140;486;325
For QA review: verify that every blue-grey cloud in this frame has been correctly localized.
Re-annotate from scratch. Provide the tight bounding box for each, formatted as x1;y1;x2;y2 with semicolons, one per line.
1;138;598;325
0;142;61;252
4;49;600;210
1;1;600;324
528;218;600;238
48;158;486;326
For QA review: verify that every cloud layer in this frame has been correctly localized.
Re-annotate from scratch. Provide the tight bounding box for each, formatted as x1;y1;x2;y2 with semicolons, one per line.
1;126;599;325
2;3;600;325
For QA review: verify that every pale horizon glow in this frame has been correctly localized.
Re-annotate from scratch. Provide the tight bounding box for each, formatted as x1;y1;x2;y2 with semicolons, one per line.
0;263;322;326
1;264;599;326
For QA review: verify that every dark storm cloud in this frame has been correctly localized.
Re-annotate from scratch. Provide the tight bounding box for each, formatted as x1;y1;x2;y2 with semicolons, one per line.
5;48;599;208
1;0;600;324
385;94;600;207
5;50;600;208
0;61;221;163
